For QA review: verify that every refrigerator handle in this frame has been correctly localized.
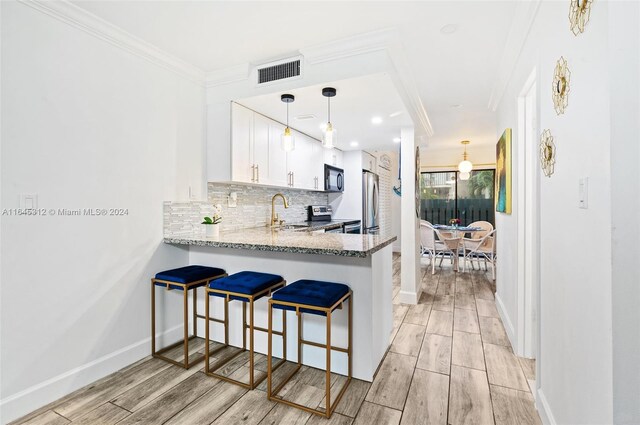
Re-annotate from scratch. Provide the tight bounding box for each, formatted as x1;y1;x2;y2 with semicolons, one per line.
373;179;379;219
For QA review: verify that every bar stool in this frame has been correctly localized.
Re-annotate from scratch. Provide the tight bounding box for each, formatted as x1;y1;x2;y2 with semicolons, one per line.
267;279;352;418
151;265;227;369
205;271;287;389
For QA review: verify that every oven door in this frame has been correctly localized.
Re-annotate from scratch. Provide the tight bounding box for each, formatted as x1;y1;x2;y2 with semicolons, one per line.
344;223;361;234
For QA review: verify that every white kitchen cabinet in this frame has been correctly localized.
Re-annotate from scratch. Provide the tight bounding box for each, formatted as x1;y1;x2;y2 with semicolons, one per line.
231;103;254;183
267;121;289;187
286;133;313;190
324;149;343;169
362;151;377;172
252;113;270;184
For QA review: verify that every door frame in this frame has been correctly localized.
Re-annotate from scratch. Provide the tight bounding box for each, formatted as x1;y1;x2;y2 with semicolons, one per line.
516;68;540;361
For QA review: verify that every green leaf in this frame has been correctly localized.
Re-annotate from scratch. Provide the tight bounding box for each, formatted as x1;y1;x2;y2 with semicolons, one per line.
203;216;213;224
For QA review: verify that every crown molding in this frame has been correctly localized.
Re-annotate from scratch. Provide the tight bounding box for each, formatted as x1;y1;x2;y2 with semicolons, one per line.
19;0;206;85
205;63;250;88
487;0;542;111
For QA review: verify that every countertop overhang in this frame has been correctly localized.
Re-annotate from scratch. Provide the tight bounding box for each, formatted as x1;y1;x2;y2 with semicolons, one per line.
164;227;396;258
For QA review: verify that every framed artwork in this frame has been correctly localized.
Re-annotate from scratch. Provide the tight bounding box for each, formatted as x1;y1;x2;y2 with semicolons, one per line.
495;129;512;214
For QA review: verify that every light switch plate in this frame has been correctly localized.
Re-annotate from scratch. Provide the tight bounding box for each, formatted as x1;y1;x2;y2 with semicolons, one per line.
20;193;38;209
578;177;588;209
228;192;238;208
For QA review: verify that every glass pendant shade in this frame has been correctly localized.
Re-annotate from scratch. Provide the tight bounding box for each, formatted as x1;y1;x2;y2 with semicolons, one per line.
322;122;336;149
281;126;295;152
459;171;471;180
458;160;473;173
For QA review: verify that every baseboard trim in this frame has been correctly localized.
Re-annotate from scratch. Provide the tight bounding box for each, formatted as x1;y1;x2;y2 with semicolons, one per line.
0;325;183;424
537;388;557;425
494;293;517;350
398;290;419;305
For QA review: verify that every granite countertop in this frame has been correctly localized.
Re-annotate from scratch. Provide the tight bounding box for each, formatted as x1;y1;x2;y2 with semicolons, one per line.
164;227;396;258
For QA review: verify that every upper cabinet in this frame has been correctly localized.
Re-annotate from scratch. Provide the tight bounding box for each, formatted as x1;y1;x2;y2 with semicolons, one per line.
362;151;377;172
231;103;342;191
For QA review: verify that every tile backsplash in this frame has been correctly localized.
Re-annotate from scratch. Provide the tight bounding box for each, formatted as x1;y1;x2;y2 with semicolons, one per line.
164;183;329;237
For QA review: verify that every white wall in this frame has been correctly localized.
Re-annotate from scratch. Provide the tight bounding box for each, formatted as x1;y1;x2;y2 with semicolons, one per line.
495;2;628;423
0;2;204;422
420;144;495;172
609;2;640;424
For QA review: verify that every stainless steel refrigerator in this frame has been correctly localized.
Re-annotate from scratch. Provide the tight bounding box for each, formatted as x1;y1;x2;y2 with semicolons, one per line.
362;171;380;234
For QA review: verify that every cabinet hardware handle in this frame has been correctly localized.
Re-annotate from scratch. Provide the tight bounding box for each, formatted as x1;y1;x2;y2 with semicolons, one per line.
251;165;255;182
291;172;294;187
256;164;259;183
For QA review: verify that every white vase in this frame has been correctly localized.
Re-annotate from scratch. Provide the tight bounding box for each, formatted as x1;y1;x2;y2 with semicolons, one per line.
205;224;220;238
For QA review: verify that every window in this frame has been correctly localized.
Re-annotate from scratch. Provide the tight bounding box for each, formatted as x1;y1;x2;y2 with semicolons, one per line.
420;169;495;226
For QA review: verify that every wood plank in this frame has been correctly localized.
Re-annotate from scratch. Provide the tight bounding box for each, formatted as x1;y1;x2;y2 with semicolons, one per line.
448;366;494;425
426;310;453;337
258;382;324;424
416;334;452;375
452;331;485;371
432;295;454;312
436;280;455;296
404;303;432;326
70;402;130;425
479;317;510;347
454;293;476;311
455;278;474;295
327;379;370;418
354;402;402;425
475;299;499;318
365;352;416;410
400;369;449;425
391;323;426;357
117;372;218;425
12;410;69;425
490;385;541;425
483;344;529;391
256;361;300;392
453;309;479;334
211;389;276;425
518;357;536;381
53;358;171;420
472;281;494;301
164;381;247;425
111;363;200;411
306;412;354;425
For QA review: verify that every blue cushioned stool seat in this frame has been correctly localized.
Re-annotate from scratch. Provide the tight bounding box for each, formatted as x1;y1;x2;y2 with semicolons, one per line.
208;271;284;302
154;265;226;290
272;279;350;316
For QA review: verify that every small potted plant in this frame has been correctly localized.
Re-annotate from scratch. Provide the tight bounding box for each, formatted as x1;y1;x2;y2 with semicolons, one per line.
449;218;461;228
202;204;223;237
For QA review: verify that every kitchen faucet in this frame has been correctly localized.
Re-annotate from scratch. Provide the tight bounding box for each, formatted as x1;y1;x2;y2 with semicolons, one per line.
271;193;289;226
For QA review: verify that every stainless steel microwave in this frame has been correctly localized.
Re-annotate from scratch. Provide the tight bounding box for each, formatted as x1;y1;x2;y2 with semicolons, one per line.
324;164;344;192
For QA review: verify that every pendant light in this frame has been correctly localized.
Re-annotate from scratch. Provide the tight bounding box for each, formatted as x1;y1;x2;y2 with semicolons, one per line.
281;94;295;152
458;140;473;174
322;87;337;149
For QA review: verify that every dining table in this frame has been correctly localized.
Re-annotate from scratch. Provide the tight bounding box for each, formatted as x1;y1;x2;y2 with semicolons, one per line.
432;224;483;271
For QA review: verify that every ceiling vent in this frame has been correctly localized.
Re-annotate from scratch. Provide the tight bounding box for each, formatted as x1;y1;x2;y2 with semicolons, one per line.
257;58;302;85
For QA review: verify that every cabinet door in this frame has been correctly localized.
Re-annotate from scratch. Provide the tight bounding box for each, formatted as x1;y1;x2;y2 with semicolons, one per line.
362;151;377;172
252;113;270;184
267;122;289;187
231;103;254;183
287;134;313;190
311;142;325;190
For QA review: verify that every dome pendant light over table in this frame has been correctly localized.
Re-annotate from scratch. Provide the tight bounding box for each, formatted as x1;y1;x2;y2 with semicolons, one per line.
322;87;337;149
281;94;295;152
458;140;473;180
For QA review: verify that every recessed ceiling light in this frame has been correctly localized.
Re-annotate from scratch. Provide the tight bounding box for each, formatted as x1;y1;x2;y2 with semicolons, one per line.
371;116;383;125
389;111;404;118
393;137;401;143
296;114;316;120
440;24;458;35
350;141;359;147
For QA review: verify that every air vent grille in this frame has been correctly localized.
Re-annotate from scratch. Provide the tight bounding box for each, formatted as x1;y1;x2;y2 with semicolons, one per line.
258;60;301;84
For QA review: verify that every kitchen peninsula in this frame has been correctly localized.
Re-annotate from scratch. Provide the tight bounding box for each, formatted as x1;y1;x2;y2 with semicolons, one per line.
164;227;396;381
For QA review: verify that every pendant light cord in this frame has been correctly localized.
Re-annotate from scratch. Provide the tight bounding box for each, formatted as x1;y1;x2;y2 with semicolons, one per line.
328;96;331;123
286;101;289;128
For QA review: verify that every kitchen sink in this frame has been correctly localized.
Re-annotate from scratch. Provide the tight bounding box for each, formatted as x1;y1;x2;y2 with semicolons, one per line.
278;224;310;231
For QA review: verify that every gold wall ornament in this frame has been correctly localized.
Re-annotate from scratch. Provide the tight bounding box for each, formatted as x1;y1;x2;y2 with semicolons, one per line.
569;0;592;36
539;129;556;177
552;57;571;115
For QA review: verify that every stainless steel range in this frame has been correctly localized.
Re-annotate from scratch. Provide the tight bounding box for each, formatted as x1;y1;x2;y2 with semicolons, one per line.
307;205;361;234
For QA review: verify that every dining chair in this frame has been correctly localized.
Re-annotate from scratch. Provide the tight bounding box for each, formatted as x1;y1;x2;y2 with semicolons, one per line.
467;221;494;240
462;229;497;280
420;221;450;274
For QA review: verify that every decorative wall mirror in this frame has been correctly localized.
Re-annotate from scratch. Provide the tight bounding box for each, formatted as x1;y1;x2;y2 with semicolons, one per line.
552;56;571;115
539;129;556;177
569;0;593;35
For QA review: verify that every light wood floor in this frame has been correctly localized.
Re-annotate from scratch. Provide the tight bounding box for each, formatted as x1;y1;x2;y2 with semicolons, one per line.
12;255;541;425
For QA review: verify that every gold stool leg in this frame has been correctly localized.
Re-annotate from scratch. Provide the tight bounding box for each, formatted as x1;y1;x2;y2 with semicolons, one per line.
267;300;273;396
151;280;156;355
325;311;332;418
205;290;210;374
183;289;189;368
249;298;255;388
193;287;198;336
